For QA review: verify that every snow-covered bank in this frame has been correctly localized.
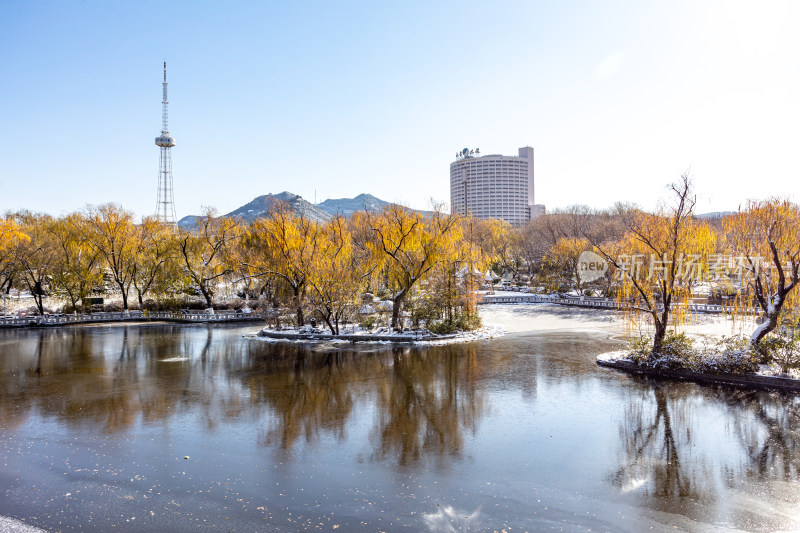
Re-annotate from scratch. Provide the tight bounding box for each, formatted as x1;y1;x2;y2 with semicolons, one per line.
251;302;755;346
483;303;800;391
477;302;752;337
597;351;800;393
255;324;505;345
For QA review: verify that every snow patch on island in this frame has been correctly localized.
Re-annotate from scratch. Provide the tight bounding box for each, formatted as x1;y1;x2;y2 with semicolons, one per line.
249;324;505;345
596;350;631;363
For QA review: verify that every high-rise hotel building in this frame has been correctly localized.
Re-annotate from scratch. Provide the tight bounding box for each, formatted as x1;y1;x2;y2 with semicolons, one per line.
450;146;545;226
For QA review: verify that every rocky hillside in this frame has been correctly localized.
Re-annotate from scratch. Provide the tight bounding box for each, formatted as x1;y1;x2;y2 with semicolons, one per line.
316;193;390;217
178;192;434;228
224;192;331;224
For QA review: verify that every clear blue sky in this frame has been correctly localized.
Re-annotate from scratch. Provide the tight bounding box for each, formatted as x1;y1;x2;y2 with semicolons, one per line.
1;1;798;219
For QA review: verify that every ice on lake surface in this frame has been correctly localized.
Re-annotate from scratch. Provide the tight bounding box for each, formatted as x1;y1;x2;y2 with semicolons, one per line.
0;308;797;532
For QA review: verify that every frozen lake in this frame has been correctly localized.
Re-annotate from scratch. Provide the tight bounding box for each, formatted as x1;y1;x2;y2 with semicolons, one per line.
0;305;797;531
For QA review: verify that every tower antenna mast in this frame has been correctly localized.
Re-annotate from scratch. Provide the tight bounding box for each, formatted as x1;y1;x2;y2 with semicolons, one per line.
155;61;177;225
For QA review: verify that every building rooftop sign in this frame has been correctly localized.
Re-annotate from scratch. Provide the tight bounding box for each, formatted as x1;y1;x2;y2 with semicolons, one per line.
455;147;480;160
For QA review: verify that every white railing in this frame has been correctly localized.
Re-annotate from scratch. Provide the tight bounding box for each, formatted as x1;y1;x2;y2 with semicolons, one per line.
0;310;265;327
478;294;740;314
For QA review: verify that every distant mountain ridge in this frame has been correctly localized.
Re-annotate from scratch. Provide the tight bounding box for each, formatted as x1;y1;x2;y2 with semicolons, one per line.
223;192;331;224
177;192;427;229
695;211;735;219
316;193;390;217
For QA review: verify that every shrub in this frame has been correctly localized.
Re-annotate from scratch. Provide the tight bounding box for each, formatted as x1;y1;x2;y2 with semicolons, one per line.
428;312;482;335
627;335;653;364
359;315;378;331
758;328;800;374
659;332;695;358
626;332;696;370
627;333;759;374
696;336;759;374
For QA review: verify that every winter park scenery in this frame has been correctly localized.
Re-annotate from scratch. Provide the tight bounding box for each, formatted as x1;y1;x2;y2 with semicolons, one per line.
3;2;800;532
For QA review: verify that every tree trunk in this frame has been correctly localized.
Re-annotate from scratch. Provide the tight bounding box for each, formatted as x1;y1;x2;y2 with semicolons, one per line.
34;293;44;315
201;287;213;309
118;281;128;311
322;313;336;335
751;307;780;346
293;285;304;327
392;288;407;331
652;317;667;355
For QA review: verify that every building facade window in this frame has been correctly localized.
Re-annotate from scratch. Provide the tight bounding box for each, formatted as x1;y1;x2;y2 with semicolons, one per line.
449;146;544;226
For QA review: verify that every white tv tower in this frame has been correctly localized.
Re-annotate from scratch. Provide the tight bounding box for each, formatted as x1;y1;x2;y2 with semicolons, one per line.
155;61;177;225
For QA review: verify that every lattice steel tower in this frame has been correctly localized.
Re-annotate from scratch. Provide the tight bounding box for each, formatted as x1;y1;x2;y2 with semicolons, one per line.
155;61;177;225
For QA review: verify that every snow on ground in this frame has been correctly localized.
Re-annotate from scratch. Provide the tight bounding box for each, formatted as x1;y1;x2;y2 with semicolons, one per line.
414;325;505;345
595;350;631;362
253;323;506;345
480;302;758;339
478;303;620;334
0;516;48;533
253;303;761;347
759;364;800;380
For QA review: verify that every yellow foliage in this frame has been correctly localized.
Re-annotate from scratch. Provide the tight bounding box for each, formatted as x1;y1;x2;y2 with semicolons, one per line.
724;198;800;342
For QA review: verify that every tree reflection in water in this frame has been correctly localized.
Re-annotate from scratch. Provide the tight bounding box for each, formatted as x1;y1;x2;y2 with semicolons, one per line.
240;343;487;467
612;382;706;507
0;326;244;434
613;377;800;527
370;345;485;467
713;387;800;481
242;344;365;451
0;328;488;468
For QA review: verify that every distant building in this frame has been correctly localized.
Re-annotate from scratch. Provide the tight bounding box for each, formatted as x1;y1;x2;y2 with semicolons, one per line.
450;146;545;225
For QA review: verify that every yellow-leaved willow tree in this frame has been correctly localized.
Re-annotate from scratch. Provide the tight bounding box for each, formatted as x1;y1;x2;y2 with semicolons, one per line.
724;198;800;345
589;175;714;355
355;204;460;331
0;217;29;293
132;216;178;309
10;212;58;315
83;204;139;311
544;236;593;294
49;213;103;312
305;216;374;334
178;209;241;311
239;204;320;326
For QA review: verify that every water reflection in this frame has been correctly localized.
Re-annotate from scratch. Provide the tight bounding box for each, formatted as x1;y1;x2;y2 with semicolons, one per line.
370;346;485;467
716;388;800;481
0;327;488;467
613;377;800;528
0;326;245;434
242;345;365;450
612;382;707;506
2;326;800;531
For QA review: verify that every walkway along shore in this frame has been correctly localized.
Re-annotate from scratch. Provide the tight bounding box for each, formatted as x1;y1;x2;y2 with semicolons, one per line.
0;310;266;328
480;293;744;314
0;293;747;329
